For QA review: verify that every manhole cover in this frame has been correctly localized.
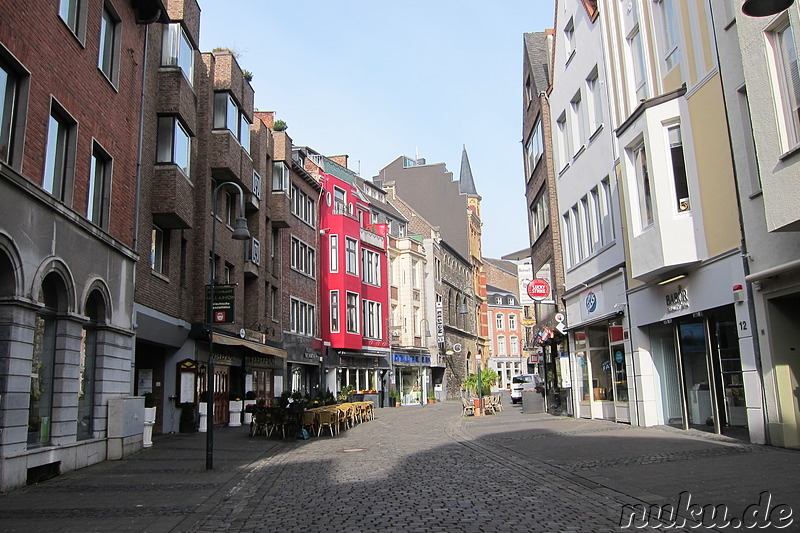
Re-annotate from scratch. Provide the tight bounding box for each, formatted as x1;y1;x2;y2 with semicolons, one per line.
341;448;367;453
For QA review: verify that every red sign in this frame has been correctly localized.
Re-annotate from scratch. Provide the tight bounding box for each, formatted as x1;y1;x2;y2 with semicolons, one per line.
527;278;550;301
214;311;227;323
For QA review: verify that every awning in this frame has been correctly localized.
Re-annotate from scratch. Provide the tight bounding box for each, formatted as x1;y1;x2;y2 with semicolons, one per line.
213;334;286;358
564;310;624;331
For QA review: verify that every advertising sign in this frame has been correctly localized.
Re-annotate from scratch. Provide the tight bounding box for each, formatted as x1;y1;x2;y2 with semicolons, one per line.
436;301;445;344
518;262;534;305
528;278;551;301
206;284;236;324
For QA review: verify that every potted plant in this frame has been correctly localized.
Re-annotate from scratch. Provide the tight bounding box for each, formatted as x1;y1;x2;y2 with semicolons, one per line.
388;388;400;407
179;403;197;433
142;392;157;447
273;119;287;131
427;390;436;404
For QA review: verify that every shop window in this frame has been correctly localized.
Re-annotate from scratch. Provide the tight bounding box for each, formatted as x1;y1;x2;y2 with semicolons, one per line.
78;291;105;440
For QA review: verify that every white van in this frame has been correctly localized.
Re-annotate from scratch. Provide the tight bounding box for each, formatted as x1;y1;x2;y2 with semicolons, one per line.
510;374;543;404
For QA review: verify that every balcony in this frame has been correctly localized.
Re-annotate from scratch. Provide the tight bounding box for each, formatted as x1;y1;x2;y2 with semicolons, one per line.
244;237;260;279
360;227;384;249
157;68;197;134
270;189;291;228
209;130;253;183
151;166;194;229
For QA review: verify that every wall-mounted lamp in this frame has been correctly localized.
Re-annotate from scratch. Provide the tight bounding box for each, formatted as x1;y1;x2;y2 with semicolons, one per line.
657;273;687;286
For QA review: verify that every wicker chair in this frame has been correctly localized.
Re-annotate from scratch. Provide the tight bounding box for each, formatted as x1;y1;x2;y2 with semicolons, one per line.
461;397;476;416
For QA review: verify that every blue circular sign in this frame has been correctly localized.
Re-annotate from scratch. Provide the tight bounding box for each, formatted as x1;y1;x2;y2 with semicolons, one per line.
585;292;597;313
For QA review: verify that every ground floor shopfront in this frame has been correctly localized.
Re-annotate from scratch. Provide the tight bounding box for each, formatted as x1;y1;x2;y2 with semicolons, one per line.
744;262;800;448
628;253;765;444
392;351;431;405
564;271;631;423
331;349;390;405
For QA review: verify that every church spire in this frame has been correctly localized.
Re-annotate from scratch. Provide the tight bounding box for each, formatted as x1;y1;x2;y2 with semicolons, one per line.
458;145;480;197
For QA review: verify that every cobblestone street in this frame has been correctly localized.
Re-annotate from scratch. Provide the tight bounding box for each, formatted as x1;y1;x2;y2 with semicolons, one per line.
1;399;798;532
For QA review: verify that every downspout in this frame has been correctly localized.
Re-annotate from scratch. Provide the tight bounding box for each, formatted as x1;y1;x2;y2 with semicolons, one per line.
707;0;769;444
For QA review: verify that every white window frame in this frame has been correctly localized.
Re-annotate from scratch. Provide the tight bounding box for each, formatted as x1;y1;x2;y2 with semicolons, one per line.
656;0;681;72
362;300;382;339
161;23;194;85
330;290;340;333
290;236;315;278
571;90;586;152
497;335;507;356
768;17;800;150
156;116;191;177
362;248;381;286
346;292;359;334
329;234;339;273
272;161;289;192
633;142;654;229
345;237;358;275
496;313;504;330
509;314;517;331
586;68;604;134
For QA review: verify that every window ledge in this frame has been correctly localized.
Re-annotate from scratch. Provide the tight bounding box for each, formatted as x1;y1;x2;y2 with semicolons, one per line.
558;163;570;177
150;270;169;283
589;124;604;142
779;142;800;161
573;144;587;161
748;189;763;200
566;50;576;67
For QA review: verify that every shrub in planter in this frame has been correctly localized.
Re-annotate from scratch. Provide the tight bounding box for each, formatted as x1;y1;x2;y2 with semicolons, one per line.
143;392;156;408
179;403;197;433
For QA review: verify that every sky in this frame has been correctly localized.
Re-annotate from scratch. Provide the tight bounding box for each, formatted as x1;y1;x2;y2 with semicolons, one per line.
198;1;555;260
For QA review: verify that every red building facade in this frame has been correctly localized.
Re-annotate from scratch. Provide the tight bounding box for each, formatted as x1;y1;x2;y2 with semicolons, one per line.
311;160;390;395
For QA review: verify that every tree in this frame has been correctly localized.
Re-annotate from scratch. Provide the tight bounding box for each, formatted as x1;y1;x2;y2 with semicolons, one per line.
462;368;499;396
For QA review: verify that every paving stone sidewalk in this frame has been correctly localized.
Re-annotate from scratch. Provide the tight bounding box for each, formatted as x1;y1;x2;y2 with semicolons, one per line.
0;400;798;532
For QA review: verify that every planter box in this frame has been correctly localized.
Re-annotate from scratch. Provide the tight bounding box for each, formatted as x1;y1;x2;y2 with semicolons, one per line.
229;401;243;427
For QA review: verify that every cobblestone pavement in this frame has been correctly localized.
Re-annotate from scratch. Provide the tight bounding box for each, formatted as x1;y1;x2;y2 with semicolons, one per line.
1;399;798;532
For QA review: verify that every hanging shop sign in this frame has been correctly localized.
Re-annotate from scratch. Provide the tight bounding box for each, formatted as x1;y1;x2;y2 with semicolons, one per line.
205;284;236;324
527;278;551;301
518;262;535;305
436;301;445;343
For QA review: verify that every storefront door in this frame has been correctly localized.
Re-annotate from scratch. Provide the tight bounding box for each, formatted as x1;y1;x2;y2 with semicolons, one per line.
213;365;229;425
678;320;717;431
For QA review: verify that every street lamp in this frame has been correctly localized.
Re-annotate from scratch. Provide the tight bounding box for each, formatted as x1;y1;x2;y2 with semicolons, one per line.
742;0;793;16
206;181;250;470
418;318;432;407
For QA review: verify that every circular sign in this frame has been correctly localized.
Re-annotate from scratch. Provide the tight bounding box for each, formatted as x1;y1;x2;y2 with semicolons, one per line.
527;278;550;301
453;343;462;353
585;292;598;313
555;312;565;323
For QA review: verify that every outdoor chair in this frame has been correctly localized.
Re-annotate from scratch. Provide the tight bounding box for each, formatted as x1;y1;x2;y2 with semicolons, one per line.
461;397;475;416
317;409;338;437
302;410;319;436
493;395;503;412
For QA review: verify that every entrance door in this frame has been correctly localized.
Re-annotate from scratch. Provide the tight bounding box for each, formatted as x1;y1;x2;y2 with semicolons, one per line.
678;320;715;431
213;365;229;425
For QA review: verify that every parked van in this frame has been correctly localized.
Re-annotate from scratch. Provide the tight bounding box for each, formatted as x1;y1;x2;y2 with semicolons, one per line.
510;374;543;404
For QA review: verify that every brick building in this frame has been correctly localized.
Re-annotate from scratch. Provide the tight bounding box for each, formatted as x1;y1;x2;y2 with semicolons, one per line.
0;0;165;491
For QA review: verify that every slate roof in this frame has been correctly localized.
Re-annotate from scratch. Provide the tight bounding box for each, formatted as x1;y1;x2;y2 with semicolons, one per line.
524;32;550;93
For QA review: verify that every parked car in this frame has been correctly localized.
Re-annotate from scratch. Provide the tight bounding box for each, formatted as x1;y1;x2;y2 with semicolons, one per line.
510;374;543;404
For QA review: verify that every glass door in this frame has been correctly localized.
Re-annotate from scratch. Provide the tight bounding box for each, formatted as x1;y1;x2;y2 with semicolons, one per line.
650;323;684;428
678;320;714;431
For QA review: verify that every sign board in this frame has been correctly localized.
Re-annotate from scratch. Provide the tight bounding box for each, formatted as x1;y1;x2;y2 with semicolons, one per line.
435;301;445;343
206;284;236;324
533;263;556;304
527;278;551;301
518;262;535;305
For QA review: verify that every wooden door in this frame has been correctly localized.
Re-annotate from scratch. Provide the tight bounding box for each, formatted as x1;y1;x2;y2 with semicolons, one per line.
213;365;229;425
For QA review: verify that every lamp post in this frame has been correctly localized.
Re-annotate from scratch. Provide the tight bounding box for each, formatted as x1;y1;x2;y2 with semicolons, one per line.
418;318;431;407
206;181;250;471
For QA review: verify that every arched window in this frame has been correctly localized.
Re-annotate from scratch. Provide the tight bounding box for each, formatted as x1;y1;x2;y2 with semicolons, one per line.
497;335;507;355
77;290;105;440
29;273;66;447
496;313;504;330
509;314;517;330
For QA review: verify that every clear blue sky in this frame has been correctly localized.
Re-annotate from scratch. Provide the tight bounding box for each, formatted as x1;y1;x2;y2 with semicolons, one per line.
198;1;555;259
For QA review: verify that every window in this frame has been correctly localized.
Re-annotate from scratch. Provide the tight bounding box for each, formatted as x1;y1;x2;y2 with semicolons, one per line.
291;237;315;278
272;161;288;192
525;75;532;106
667;125;690;212
270;286;278;319
587;68;604;133
509;314;517;330
156;116;191;176
434;257;441;281
582;195;597;254
600;178;614;244
333;187;347;214
346;292;359;333
161;23;194;85
330;291;340;332
556;112;571;171
290;297;315;336
737;86;761;193
330;235;339;272
657;0;681;71
629;27;649;102
564;17;575;62
290;183;315;226
362;300;381;339
770;20;800;148
362;248;380;286
563;212;576;268
213;92;250;152
98;4;120;82
571;91;586;150
497;335;507;356
59;0;85;38
510;336;520;355
573;205;586;261
345;237;358;275
29;287;58;447
43;103;76;202
589;187;603;252
411;259;419;288
525;119;544;176
530;192;549;242
633;144;653;228
151;225;164;273
87;144;111;229
78;320;98;440
0;55;24;166
496;313;504;330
